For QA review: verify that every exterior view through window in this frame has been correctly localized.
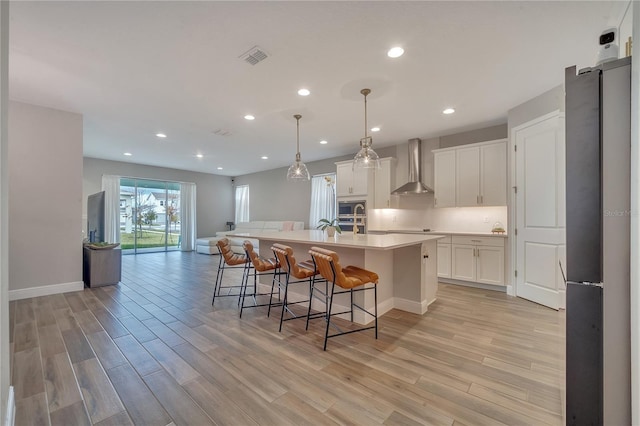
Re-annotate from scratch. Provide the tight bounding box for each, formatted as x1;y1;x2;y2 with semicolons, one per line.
119;178;181;254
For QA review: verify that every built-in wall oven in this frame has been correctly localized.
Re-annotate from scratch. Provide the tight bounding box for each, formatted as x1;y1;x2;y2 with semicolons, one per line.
337;200;366;234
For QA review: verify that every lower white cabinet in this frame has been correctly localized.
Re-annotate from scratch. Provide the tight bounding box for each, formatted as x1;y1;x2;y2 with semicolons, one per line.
437;238;452;279
444;235;505;286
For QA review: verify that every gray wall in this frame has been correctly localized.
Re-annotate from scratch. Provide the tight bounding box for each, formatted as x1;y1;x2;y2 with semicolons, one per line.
508;85;564;130
233;155;352;228
439;123;507;149
83;157;233;238
9;101;83;291
0;1;8;419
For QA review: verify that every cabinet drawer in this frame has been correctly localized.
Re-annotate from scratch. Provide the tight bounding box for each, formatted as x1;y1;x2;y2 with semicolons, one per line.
451;236;504;247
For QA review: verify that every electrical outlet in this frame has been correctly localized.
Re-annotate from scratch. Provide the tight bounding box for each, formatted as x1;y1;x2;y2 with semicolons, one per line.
483;216;489;223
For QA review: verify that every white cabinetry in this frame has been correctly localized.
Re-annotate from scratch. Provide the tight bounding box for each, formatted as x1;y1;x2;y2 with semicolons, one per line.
374;157;395;208
450;236;504;285
433;139;507;207
433;150;456;208
336;161;369;197
456;146;481;206
479;142;507;206
436;236;452;279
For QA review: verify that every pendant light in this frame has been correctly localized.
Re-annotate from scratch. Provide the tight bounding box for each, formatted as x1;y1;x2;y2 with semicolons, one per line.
286;114;310;181
353;88;381;170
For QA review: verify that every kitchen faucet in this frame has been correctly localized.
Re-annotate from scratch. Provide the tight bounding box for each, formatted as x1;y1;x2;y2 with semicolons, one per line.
353;203;365;235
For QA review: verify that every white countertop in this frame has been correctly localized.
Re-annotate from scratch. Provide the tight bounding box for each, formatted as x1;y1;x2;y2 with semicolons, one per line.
368;229;508;238
228;230;444;250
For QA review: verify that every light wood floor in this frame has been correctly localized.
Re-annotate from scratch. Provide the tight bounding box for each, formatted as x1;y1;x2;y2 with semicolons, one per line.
10;251;565;425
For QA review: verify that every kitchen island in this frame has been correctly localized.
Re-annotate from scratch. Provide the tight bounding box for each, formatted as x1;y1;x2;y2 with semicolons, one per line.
228;230;444;324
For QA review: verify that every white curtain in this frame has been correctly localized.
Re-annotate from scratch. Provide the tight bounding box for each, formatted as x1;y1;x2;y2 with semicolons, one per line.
309;173;336;229
101;175;121;243
235;185;250;223
180;182;197;251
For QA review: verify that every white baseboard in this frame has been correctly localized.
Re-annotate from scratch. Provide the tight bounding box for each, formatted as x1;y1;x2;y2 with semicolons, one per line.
393;297;435;315
4;386;14;426
393;297;422;315
439;278;507;293
9;281;84;301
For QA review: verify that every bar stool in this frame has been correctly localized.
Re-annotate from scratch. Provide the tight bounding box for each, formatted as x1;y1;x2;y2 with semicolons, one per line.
307;246;378;351
240;240;282;318
211;238;249;307
270;243;327;332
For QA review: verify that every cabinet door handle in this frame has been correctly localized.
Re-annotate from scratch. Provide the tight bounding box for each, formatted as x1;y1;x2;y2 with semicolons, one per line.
387;200;390;207
434;197;438;207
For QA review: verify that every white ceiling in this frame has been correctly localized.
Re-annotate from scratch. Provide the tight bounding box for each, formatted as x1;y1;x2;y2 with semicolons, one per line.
9;1;624;177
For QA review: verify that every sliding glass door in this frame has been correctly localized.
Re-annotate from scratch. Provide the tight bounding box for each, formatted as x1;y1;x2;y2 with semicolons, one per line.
119;178;181;254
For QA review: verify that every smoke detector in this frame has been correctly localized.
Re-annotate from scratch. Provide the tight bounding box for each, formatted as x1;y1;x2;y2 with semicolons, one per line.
239;46;269;66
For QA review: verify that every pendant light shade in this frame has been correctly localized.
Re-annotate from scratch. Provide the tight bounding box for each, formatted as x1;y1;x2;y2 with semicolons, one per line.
286;114;310;181
353;88;381;170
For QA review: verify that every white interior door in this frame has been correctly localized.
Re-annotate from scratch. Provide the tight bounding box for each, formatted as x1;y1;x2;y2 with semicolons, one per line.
514;111;566;309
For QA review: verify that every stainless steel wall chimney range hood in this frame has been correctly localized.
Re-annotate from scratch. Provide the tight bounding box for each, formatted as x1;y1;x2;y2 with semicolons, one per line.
391;138;433;195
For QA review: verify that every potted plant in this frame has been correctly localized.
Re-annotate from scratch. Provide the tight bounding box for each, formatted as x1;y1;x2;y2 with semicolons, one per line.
317;218;341;237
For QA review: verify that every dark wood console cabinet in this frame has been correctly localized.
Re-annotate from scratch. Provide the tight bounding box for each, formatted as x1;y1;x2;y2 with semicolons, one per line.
83;247;122;287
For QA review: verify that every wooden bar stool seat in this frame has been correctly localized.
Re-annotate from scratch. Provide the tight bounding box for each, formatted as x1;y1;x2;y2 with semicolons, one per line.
240;240;282;318
211;238;249;307
307;246;378;350
270;243;326;332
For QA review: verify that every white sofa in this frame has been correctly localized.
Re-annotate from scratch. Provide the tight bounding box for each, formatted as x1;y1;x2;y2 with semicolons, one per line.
196;220;304;255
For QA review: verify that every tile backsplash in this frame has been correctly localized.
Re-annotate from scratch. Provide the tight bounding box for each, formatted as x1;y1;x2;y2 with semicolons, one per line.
369;205;508;234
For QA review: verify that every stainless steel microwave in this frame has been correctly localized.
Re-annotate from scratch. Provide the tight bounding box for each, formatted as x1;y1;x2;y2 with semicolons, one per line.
337;200;366;217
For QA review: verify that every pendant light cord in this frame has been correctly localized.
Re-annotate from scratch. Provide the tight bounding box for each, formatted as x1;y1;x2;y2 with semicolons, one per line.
364;93;368;139
297;116;300;154
294;114;302;159
361;88;371;142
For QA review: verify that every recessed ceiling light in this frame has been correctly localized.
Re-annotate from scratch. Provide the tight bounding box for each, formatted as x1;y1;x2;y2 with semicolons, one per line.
124;152;132;156
217;167;223;170
244;115;255;120
297;88;310;96
443;108;456;115
261;156;268;160
371;127;381;132
387;47;404;58
156;133;167;138
320;140;328;145
196;154;204;158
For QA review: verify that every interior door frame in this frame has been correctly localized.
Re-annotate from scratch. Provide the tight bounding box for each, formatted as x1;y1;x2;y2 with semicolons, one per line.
509;110;565;308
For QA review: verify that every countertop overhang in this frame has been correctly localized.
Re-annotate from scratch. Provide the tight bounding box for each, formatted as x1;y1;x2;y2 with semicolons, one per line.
227;230;444;250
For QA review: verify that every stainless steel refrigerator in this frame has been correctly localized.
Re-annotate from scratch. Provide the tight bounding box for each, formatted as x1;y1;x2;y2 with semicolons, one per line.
565;56;631;425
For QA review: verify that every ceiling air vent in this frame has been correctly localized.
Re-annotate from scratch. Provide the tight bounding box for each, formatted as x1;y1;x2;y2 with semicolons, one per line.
213;129;232;137
239;46;269;66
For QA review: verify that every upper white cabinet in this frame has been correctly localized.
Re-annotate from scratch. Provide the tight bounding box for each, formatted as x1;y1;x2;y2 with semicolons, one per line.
336;161;369;197
373;157;396;208
479;142;507;206
433;150;456;208
433;139;507;207
336;158;395;205
456;146;481;206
